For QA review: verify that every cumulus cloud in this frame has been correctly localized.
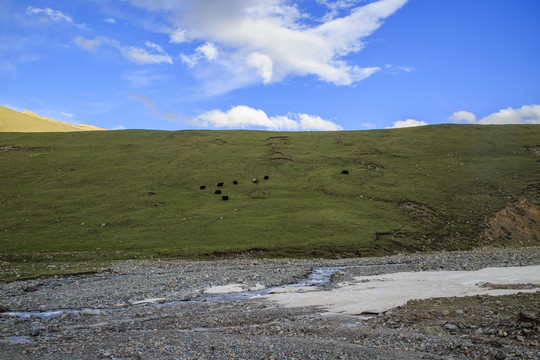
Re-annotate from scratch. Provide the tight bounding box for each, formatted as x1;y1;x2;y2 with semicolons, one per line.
103;18;117;24
390;119;427;128
74;36;172;65
126;0;408;93
450;105;540;125
450;110;477;123
180;42;218;68
26;7;84;28
193;105;342;131
128;94;341;130
247;52;274;84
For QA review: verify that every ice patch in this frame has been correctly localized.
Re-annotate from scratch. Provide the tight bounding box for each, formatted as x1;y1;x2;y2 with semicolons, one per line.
263;265;540;315
204;284;246;294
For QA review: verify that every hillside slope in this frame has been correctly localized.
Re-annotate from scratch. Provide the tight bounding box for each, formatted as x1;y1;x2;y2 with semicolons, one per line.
0;105;106;132
0;125;539;263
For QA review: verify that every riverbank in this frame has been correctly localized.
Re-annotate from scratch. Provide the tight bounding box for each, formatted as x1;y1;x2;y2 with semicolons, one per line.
1;247;539;359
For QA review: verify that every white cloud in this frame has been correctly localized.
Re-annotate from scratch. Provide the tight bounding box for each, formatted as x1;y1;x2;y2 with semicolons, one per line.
144;41;166;54
390;119;427;128
126;0;408;93
247;52;274;84
26;6;84;28
198;42;218;61
316;0;361;22
73;36;111;51
450;105;540;125
181;42;219;68
60;112;75;118
121;45;172;65
74;36;172;65
193;105;342;131
450;110;477;123
170;28;187;43
127;94;342;130
104;18;117;24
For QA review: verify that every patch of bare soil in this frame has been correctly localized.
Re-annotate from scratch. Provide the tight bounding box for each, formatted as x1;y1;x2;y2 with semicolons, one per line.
270;157;293;163
267;136;289;146
483;199;540;247
357;160;384;170
399;200;439;223
524;145;540;156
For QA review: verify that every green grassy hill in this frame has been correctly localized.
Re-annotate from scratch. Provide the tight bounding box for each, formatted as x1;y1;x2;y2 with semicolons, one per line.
1;125;539;277
0;105;106;132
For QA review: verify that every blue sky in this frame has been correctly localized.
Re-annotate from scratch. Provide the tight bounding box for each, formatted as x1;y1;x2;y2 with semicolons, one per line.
1;0;539;131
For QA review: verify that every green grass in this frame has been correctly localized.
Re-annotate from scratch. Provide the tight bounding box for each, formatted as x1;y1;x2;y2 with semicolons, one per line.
1;125;539;279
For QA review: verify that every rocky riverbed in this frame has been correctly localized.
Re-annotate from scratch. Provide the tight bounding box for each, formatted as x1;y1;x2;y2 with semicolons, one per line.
1;247;539;359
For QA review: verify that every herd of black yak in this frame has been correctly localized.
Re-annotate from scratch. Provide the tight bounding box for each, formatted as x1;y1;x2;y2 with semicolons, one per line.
199;170;349;201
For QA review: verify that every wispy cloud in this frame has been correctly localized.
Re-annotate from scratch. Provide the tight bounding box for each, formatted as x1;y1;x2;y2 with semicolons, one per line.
121;44;173;65
74;36;173;65
122;69;166;87
26;7;85;28
127;93;189;123
103;18;117;24
127;0;408;94
73;36;112;51
450;105;540;125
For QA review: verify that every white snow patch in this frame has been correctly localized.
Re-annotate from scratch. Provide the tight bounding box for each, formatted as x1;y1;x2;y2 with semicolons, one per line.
263;265;540;315
205;284;246;294
131;298;166;305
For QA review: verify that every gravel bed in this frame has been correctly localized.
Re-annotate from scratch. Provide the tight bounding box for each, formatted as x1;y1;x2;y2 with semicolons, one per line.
1;247;539;359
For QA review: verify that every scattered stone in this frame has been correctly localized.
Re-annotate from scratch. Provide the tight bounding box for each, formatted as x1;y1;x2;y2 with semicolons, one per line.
30;325;44;336
422;326;445;336
81;309;101;316
24;286;39;293
518;311;538;323
131;298;166;305
0;247;539;359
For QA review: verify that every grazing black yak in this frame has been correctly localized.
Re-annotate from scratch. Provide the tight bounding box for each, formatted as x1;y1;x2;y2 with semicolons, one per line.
341;170;349;174
217;182;224;187
215;189;222;194
264;175;269;180
233;180;238;185
222;196;229;200
200;185;206;190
